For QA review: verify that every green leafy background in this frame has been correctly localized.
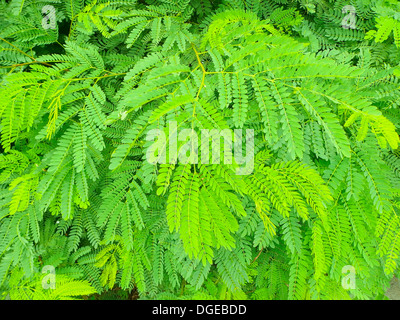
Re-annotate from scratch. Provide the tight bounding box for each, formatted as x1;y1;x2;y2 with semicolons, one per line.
0;0;400;300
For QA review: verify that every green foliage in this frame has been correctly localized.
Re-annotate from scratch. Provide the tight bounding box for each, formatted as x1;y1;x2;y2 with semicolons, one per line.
0;0;399;301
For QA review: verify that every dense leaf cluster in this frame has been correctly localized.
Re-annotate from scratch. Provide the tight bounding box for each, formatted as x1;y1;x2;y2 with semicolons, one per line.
0;0;400;300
